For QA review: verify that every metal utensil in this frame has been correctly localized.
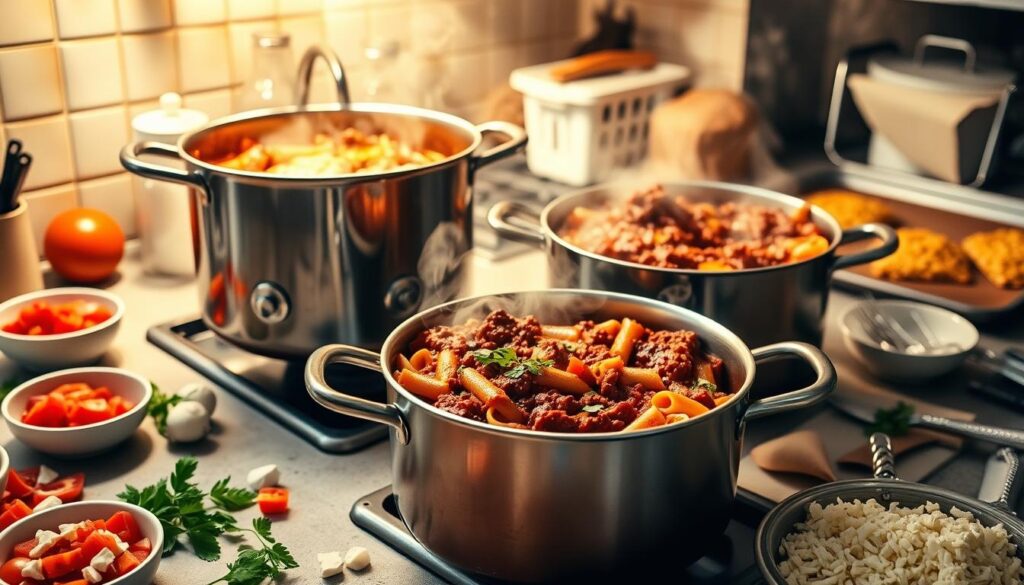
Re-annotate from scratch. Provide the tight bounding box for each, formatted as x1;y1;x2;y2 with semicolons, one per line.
830;392;1024;450
855;301;962;355
5;153;32;213
978;447;1022;506
0;139;23;214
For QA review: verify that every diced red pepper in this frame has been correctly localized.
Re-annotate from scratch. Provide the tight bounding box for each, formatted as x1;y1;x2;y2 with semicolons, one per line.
12;537;37;558
67;398;111;426
114;550;141;574
0;499;32;530
79;531;123;562
256;487;289;515
105;511;141;544
6;469;35;498
32;473;85;505
41;548;86;579
21;394;68;427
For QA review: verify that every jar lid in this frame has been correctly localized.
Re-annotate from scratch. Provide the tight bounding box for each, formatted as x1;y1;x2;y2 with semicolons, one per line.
131;93;209;141
869;56;1014;95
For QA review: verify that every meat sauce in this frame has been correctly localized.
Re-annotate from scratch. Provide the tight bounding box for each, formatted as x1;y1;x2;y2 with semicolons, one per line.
395;309;728;434
557;184;829;270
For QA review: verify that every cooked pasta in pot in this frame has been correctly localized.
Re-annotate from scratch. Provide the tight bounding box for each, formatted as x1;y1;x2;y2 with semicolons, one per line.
558;184;830;270
393;309;731;433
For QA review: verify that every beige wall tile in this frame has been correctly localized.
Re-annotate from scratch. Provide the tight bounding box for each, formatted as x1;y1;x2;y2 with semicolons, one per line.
177;25;231;92
122;32;178;101
227;0;275;20
445;51;488;107
368;4;410;53
324;9;366;67
118;0;172;33
278;0;324;16
0;46;63;121
228;20;280;84
447;0;490;51
174;0;226;26
68;106;130;179
0;0;54;47
5;116;74;190
489;0;523;46
183;89;233;120
61;38;125;110
22;184;78;252
279;16;325;66
78;174;136;236
54;0;117;39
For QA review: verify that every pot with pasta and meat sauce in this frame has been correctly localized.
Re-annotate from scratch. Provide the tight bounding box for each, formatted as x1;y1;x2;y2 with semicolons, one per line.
305;289;837;582
119;46;526;357
489;182;898;347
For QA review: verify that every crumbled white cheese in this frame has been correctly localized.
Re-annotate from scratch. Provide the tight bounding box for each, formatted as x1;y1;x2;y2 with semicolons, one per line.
90;547;117;572
36;465;58;485
58;522;82;540
82;566;103;584
344;546;371;571
29;530;60;558
317;551;345;578
95;529;129;554
246;464;280;490
33;495;63;513
21;559;44;580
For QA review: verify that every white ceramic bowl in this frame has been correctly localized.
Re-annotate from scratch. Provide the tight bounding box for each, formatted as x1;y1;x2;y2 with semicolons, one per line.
1;368;151;457
0;445;9;495
0;500;162;585
840;300;979;383
0;288;124;372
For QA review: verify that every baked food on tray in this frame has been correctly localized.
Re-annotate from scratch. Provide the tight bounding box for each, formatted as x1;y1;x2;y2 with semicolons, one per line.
870;227;972;284
962;228;1024;289
805;188;891;229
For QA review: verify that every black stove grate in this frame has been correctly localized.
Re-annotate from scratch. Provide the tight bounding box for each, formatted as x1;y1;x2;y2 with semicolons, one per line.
350;486;768;585
147;317;387;454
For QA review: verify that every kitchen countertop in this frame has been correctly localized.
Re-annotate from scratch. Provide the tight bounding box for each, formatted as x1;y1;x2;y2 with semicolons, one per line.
1;245;1022;584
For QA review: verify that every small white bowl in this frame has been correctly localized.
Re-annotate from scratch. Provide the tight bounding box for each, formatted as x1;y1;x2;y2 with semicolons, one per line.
0;500;162;585
840;300;979;383
0;287;124;372
1;368;151;457
0;445;9;495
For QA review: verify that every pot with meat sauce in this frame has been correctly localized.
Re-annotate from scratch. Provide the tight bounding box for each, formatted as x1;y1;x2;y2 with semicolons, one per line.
488;182;898;347
305;289;837;582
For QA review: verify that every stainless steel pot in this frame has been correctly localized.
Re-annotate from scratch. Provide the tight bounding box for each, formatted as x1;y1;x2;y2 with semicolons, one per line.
121;103;525;358
305;289;837;583
488;181;898;348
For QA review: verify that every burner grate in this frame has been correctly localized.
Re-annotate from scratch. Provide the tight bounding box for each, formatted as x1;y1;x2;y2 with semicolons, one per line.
350;486;768;585
147;318;387;454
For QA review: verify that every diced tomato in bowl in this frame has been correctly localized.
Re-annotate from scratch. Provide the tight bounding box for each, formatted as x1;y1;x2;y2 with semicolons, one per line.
0;289;123;373
1;369;151;457
0;502;161;585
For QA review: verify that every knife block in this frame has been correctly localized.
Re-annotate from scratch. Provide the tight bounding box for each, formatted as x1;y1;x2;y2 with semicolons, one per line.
0;202;43;302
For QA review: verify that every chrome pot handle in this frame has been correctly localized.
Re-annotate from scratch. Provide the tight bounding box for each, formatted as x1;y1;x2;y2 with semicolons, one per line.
296;44;350;106
119;141;210;205
471;121;528;171
305;344;410;444
743;342;837;421
487;200;546;245
832;222;899;270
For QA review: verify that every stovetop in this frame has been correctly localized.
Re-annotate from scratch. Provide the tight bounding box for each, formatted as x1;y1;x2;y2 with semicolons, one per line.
350;486;768;585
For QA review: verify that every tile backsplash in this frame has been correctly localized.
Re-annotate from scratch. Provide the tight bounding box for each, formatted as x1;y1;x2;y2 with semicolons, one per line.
0;0;749;253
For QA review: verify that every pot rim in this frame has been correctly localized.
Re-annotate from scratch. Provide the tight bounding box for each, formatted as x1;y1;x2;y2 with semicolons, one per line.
538;180;846;276
379;288;757;443
174;102;486;183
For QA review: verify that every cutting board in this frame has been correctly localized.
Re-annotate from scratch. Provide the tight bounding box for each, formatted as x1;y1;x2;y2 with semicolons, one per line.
738;362;975;503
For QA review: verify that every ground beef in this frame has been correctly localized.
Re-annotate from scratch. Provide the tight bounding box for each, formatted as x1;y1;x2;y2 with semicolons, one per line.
433;392;485;421
577;320;615;347
533;338;571;369
474;309;541;355
632;329;700;383
491;373;534;401
412;325;470;355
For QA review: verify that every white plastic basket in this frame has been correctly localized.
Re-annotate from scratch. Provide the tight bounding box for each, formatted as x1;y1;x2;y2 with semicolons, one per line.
510;59;690;186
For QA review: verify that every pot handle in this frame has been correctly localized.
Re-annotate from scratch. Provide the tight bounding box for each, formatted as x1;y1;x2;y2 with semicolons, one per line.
305;344;410;444
471;121;528;171
743;342;837;421
487;200;546;245
119;141;210;205
832;222;898;270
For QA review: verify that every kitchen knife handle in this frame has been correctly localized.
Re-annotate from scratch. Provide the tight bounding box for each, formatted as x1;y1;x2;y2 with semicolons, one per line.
870;433;897;480
549;50;658;83
918;414;1024;450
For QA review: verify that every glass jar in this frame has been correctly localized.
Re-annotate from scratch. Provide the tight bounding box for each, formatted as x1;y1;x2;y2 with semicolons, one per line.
237;33;295;112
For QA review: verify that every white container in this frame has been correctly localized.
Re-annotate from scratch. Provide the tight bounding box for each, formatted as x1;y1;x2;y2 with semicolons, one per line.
131;93;208;277
510;59;689;186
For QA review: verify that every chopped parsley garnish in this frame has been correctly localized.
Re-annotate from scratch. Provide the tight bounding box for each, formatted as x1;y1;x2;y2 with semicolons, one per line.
147;382;183;435
865;401;914;437
692;378;717;393
472;347;553;379
581;404;605;414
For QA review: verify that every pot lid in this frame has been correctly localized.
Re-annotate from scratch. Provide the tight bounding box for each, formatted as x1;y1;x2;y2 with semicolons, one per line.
131;93;209;140
868;36;1015;95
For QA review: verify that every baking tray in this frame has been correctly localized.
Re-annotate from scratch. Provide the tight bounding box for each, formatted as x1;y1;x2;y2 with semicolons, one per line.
794;166;1024;322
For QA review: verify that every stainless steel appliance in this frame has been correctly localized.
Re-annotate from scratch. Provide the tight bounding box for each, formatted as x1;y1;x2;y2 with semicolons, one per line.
305;289;837;582
488;181;897;348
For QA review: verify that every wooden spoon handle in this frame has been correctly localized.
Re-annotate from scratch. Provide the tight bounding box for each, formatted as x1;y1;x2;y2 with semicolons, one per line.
549;50;657;83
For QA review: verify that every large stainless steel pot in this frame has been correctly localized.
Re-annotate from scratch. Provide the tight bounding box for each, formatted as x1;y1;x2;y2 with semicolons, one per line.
305;289;837;583
121;103;525;358
488;181;898;347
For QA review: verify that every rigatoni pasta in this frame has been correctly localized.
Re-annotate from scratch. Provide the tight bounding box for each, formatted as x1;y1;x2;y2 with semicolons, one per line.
391;309;730;434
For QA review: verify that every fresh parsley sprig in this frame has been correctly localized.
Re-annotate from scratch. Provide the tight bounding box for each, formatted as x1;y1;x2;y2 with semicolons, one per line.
472;347;553;379
865;401;914;437
692;378;717;393
206;518;299;585
147;382;183;435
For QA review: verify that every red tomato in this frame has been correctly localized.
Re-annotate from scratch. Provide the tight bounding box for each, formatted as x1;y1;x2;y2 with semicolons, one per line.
67;398;111;426
0;557;30;583
256;487;289;515
128;537;151;562
21;395;68;428
43;208;125;283
32;473;85;505
105;511;141;543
